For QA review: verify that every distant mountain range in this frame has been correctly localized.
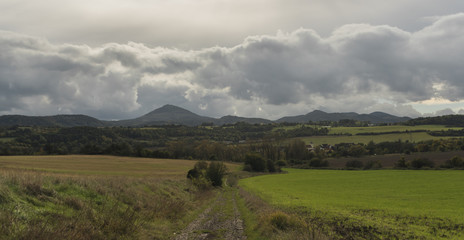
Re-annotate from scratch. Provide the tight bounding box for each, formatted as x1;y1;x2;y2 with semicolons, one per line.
0;104;410;127
276;110;411;124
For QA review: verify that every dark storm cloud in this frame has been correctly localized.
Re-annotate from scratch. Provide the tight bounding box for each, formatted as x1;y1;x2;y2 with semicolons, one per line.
1;13;464;119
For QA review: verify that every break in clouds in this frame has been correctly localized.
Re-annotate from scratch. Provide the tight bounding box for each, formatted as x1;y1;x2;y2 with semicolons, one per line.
1;13;464;120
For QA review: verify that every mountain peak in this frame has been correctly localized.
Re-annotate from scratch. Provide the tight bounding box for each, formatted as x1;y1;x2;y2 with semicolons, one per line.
150;104;191;114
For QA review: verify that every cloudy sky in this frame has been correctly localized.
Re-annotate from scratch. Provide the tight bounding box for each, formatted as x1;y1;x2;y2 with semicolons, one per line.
1;0;464;120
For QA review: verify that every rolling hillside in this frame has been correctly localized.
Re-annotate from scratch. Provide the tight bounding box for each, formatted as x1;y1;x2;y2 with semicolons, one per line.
276;110;410;124
0;105;411;127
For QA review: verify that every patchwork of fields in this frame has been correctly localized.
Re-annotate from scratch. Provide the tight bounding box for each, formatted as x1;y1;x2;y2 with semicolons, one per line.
299;124;462;145
240;169;464;239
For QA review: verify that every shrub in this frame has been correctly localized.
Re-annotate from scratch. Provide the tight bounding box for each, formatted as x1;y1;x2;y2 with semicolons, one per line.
276;160;287;167
442;156;464;169
243;164;252;172
364;160;382;170
309;158;329;168
269;211;292;230
206;162;228;187
410;157;434;169
394;157;408;169
194;160;208;171
264;211;305;232
345;160;363;169
186;168;200;179
188;161;228;187
267;160;277;172
244;153;267;172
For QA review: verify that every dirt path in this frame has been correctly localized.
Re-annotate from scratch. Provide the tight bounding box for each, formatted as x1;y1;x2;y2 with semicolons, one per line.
174;188;246;240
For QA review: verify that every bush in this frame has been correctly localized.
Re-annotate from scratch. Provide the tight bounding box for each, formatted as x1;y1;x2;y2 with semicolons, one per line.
264;211;305;232
243;164;252;172
364;160;382;170
410;157;434;169
309;158;329;168
186;168;200;179
442;156;464;169
394;157;408;169
244;153;267;172
194;160;208;171
188;161;228;187
267;160;277;172
345;160;363;169
206;162;228;187
276;160;287;167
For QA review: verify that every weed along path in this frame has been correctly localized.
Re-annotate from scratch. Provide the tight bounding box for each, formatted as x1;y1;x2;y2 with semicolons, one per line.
174;188;246;240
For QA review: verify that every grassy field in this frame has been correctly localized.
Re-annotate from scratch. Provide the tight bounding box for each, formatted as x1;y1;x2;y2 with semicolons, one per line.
300;132;455;145
0;155;240;239
240;169;464;239
0;137;13;142
325;151;464;169
328;125;463;135
0;155;241;177
276;124;463;145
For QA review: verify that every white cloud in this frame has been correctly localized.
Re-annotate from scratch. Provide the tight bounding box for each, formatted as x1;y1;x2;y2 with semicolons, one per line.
435;108;456;116
1;13;464;119
1;1;463;49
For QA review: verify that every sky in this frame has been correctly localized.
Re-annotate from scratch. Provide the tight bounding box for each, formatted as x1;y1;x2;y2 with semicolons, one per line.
1;0;464;120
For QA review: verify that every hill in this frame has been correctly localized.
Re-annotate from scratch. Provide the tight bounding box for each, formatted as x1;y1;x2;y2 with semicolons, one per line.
406;115;464;126
216;115;273;125
114;104;216;126
0;105;411;127
0;114;105;127
276;110;410;124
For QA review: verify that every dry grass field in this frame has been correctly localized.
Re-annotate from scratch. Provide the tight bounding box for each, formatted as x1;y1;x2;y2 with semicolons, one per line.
0;155;241;239
0;155;240;177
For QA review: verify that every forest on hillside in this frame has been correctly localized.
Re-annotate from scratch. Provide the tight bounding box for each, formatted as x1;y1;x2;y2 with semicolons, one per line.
1;117;464;169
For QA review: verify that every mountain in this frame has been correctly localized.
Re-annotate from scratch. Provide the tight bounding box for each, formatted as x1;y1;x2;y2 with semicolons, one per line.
0;105;411;127
216;115;273;125
114;104;216;126
0;114;105;127
276;110;410;124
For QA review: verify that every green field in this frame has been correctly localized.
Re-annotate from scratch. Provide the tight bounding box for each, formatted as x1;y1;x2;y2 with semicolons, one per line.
300;132;455;145
240;169;464;239
328;125;463;135
0;137;13;142
277;124;463;145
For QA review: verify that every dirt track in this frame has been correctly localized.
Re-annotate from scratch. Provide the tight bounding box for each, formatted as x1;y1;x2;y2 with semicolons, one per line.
174;189;246;240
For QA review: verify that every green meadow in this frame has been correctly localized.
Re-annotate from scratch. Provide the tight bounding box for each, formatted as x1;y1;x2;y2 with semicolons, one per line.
240;169;464;239
328;124;462;135
299;131;452;145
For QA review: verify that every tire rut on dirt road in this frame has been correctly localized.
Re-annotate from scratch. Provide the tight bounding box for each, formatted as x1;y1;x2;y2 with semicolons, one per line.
173;188;246;240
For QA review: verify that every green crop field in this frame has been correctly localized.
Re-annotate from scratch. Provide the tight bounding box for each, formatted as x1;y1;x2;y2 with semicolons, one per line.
0;137;13;142
300;132;455;145
240;169;464;239
328;125;463;135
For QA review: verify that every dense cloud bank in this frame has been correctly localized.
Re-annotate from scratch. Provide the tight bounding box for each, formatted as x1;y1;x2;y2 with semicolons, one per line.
1;13;464;119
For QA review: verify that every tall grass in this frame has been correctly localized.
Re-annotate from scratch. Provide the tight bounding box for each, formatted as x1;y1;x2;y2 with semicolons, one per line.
0;168;211;239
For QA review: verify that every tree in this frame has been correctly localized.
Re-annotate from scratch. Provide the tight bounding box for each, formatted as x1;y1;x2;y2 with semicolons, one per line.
187;161;228;187
346;160;363;169
441;156;464;169
348;144;367;157
394;157;408;169
206;162;228;187
410;157;434;169
244;153;267;172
